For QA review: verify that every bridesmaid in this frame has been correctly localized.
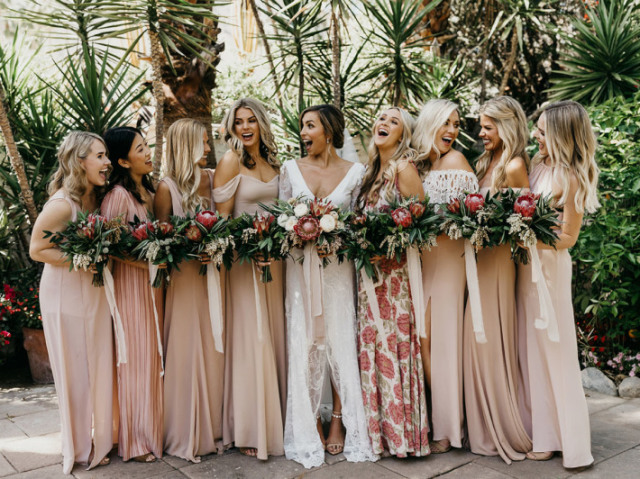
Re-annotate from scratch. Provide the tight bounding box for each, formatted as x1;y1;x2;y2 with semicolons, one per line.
213;98;286;460
517;101;598;469
356;107;430;458
101;127;163;463
280;104;375;468
464;96;532;463
412;99;478;453
154;118;224;462
30;131;115;474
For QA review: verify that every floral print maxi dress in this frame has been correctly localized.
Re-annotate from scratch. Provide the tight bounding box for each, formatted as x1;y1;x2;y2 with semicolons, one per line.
357;187;430;457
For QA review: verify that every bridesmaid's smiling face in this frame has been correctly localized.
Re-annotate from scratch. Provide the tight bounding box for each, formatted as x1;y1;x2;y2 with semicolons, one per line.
234;107;261;150
373;108;403;150
435;110;460;155
300;111;328;156
118;133;152;177
479;114;502;152
81;139;111;187
197;131;212;168
533;113;548;157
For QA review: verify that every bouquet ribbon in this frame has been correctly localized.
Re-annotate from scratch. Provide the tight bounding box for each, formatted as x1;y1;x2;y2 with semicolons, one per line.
294;244;325;346
206;263;225;353
406;246;426;339
251;265;266;342
529;246;560;342
464;240;487;343
148;264;165;376
103;266;128;365
360;269;391;355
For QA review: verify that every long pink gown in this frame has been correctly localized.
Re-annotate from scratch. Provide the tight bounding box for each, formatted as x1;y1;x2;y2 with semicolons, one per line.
517;162;593;468
463;186;532;464
38;190;115;474
161;171;225;462
421;169;477;448
357;180;430;458
101;185;163;461
214;173;286;460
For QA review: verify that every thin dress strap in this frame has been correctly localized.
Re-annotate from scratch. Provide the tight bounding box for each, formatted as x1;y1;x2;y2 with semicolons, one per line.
46;190;79;221
160;177;185;217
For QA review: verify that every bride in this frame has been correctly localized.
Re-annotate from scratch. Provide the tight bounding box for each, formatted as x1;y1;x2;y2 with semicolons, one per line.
279;104;377;468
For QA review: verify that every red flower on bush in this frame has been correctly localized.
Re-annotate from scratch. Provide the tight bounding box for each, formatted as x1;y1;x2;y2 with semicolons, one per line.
184;224;203;242
132;222;153;241
391;207;412;228
447;198;461;214
514;193;538;218
293;216;321;241
464;193;485;213
195;210;218;229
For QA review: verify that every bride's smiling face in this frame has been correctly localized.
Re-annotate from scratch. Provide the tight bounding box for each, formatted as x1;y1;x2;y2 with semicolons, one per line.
300;111;329;156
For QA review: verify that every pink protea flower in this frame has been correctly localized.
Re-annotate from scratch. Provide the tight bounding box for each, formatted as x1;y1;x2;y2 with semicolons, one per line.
464;193;485;214
409;201;426;218
132;222;153;241
514;193;538;218
184;224;203;242
195;210;218;229
157;221;174;236
447;198;461;214
294;216;321;241
391;207;412;228
309;199;334;217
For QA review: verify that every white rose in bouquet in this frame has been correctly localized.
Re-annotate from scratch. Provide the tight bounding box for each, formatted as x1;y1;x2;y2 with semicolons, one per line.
294;203;309;217
285;217;297;231
277;214;290;227
319;214;336;233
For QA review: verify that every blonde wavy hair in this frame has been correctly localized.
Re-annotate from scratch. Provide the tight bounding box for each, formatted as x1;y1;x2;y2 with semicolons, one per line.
48;131;106;205
475;96;530;192
222;98;279;170
533;101;600;213
358;107;418;207
413;99;459;175
164;119;208;213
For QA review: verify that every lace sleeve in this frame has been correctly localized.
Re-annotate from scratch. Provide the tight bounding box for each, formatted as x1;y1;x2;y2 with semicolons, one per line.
279;161;293;200
350;164;366;212
452;170;479;196
424;170;479;204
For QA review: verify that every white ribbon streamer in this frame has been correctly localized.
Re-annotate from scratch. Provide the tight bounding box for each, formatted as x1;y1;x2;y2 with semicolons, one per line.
529;246;560;342
251;266;264;343
360;270;390;354
206;263;224;353
148;264;165;376
464;240;487;344
406;246;426;338
103;266;128;365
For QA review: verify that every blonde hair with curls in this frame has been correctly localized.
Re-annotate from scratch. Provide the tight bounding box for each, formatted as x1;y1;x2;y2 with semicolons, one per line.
48;131;106;206
164;119;208;213
475;96;530;192
533;101;600;213
222;98;279;170
413;99;459;175
358;107;418;207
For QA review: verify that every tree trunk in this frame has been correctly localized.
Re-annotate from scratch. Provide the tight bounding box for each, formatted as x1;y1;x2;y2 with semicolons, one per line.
499;27;518;95
418;0;451;54
149;30;166;181
0;84;38;224
330;9;341;109
248;0;283;110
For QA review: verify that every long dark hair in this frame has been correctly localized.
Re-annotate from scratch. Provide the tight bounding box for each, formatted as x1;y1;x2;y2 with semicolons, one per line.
103;126;155;203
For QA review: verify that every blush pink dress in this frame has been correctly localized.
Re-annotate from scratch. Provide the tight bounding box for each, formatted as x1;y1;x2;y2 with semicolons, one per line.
161;171;225;462
463;186;532;464
516;162;593;468
38;190;115;474
213;173;286;460
101;185;163;461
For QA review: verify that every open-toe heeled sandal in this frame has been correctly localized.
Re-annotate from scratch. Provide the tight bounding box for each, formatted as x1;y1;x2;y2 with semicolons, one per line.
132;453;156;463
239;447;258;457
429;439;451;454
526;451;554;461
326;412;344;456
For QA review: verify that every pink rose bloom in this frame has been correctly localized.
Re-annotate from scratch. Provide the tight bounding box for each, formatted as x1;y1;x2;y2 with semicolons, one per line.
195;210;218;229
464;193;485;214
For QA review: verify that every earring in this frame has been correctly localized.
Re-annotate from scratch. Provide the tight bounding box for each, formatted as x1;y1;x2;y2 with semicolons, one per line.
326;138;330;144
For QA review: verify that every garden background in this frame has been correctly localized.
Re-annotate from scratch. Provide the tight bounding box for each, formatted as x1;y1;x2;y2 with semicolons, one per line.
0;0;638;383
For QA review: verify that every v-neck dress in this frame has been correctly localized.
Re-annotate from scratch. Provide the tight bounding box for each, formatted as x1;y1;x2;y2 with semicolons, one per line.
279;160;377;468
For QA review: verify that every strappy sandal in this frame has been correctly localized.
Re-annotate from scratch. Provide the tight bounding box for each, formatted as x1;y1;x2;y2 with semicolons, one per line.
526;451;554;461
326;411;345;456
429;439;451;454
132;453;156;463
239;448;258;457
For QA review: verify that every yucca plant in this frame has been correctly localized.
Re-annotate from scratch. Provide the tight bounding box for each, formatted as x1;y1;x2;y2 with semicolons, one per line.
361;0;443;108
548;0;640;104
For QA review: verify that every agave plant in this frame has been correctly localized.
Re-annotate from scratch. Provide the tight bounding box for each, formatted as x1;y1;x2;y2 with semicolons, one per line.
549;0;640;104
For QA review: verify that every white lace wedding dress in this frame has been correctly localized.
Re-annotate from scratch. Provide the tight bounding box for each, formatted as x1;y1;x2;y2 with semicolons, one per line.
279;160;378;468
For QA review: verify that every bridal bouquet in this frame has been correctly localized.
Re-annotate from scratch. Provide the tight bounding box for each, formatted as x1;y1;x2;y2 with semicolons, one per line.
346;197;440;278
44;211;129;287
129;216;190;287
183;209;235;274
496;189;560;264
261;197;351;264
440;192;504;251
233;212;290;282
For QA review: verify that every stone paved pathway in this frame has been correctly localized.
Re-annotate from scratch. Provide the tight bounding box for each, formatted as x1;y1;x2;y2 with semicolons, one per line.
1;385;639;478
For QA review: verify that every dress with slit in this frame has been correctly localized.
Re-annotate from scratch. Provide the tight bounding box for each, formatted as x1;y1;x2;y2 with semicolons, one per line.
101;185;163;461
162;170;225;462
38;190;115;474
280;160;377;468
516;162;593;468
463;186;532;464
421;169;477;448
213;173;287;460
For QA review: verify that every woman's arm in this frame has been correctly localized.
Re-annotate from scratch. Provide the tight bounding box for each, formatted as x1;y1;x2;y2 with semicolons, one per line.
539;173;583;250
29;199;73;266
397;161;425;201
153;181;173;222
